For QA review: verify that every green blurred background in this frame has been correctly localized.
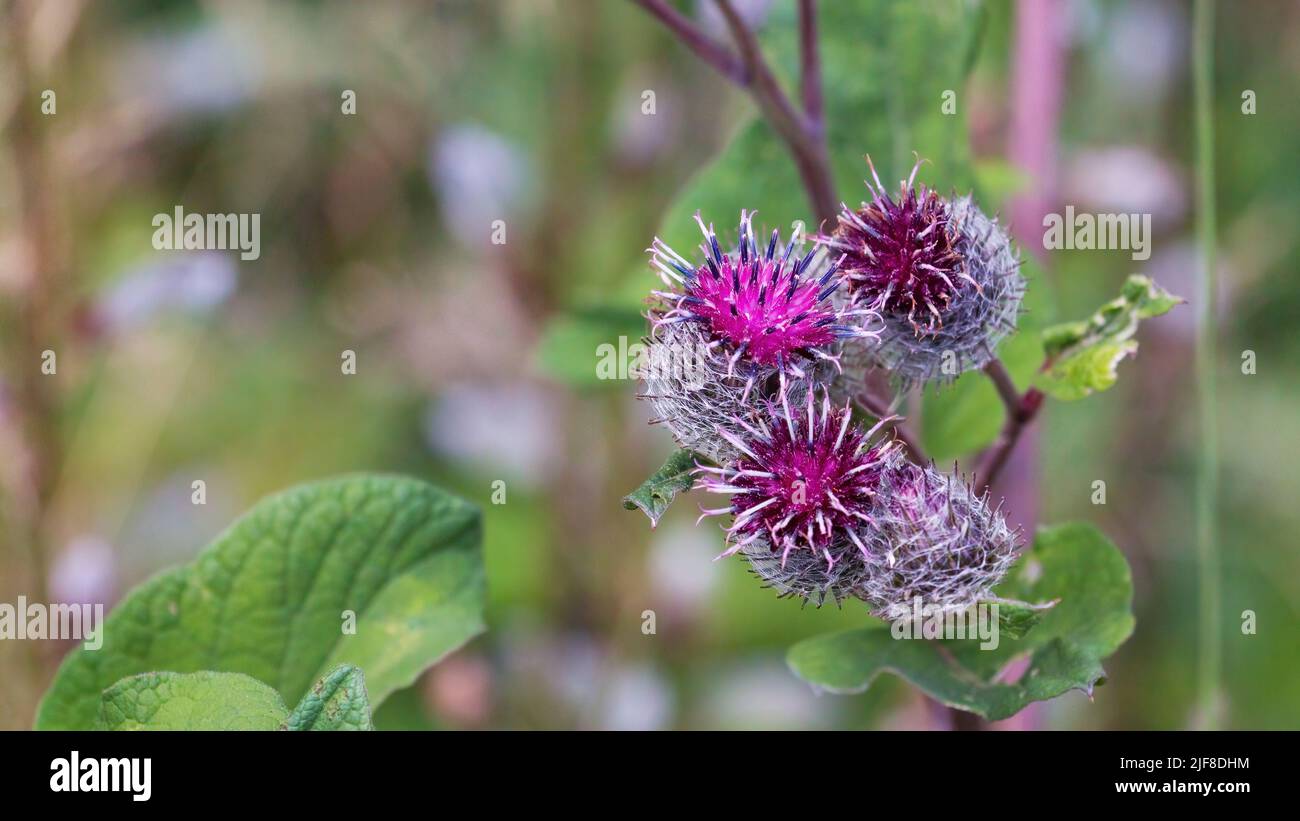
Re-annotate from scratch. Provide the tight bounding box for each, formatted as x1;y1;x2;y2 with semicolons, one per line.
1;0;1296;729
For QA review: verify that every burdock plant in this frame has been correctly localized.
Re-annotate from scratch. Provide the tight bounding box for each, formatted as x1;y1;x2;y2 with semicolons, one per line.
626;0;1181;725
641;200;1026;617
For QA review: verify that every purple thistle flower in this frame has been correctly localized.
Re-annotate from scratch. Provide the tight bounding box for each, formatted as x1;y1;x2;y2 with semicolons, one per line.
649;210;877;394
820;156;969;336
819;158;1025;385
695;386;900;574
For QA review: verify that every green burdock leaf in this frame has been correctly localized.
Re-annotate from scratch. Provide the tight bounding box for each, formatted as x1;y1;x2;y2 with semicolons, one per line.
1036;274;1183;400
281;664;373;731
37;474;484;730
623;448;698;528
787;523;1134;721
97;671;288;731
990;597;1059;641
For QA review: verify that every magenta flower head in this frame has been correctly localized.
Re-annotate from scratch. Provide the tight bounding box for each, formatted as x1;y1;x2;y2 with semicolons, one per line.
650;210;878;389
694;386;901;604
859;461;1020;619
642;211;878;462
819;157;1024;385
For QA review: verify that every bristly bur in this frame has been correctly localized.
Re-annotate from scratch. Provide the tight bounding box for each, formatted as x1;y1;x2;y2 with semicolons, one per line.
859;461;1020;619
693;387;901;605
819;158;1025;386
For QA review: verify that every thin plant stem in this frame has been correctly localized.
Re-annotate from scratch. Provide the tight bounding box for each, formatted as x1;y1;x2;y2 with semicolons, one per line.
972;358;1044;493
629;0;745;82
633;0;839;223
797;0;825;128
974;384;1044;493
1192;0;1221;730
983;359;1021;415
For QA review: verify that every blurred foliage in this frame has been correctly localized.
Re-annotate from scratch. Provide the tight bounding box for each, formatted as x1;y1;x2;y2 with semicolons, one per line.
1;0;1297;730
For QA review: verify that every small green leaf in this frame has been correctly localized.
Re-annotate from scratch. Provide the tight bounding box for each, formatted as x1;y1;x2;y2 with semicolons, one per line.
97;671;288;731
787;522;1135;721
623;449;698;528
282;664;373;731
1036;274;1183;401
37;474;485;730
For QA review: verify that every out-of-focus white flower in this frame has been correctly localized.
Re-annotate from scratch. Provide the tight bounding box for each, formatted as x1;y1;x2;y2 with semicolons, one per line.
116;472;237;577
1063;147;1186;224
611;74;674;167
648;520;721;619
98;252;237;333
424;381;559;487
429;124;533;249
696;660;836;730
1097;1;1185;102
1146;240;1233;338
49;536;117;606
598;665;675;731
115;25;259;115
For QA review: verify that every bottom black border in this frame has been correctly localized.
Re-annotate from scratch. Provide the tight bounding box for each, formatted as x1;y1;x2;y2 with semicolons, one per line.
4;729;1284;808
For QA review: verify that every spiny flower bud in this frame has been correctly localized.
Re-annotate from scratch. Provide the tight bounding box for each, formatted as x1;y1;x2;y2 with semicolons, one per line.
858;460;1020;619
648;210;878;397
694;386;901;580
819;158;1024;385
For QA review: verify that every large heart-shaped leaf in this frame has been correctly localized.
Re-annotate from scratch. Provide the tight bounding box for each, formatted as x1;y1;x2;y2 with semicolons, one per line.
787;522;1134;720
97;671;289;730
37;474;484;730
